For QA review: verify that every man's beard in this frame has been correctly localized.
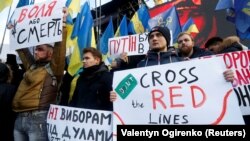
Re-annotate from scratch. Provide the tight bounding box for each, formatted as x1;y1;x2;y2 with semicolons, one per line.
35;57;49;64
180;46;192;57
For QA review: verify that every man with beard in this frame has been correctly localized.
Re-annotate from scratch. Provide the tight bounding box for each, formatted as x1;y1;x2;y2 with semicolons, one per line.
11;8;68;141
177;32;213;59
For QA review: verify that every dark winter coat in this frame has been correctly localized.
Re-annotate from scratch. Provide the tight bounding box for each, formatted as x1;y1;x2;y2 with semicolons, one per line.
219;42;243;54
69;63;113;111
137;49;184;67
188;46;214;59
0;83;17;141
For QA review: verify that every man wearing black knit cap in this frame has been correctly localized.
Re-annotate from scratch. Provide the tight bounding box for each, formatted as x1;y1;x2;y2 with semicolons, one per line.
137;26;183;67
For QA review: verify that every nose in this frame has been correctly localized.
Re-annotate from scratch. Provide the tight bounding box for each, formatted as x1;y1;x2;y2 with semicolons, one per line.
152;35;158;40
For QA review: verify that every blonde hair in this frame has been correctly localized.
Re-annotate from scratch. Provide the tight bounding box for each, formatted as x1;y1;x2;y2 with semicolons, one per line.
177;32;194;41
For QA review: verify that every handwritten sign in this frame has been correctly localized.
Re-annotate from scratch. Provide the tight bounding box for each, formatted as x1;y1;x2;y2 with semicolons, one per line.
222;50;250;115
47;105;113;141
108;33;149;58
10;0;64;49
112;57;244;139
199;51;250;116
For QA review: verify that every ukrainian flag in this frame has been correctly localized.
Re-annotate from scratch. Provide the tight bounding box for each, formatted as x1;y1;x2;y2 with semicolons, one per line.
68;2;95;76
65;0;81;24
0;0;12;12
182;18;199;33
99;17;114;66
128;4;150;34
148;6;182;43
115;15;128;37
100;17;114;55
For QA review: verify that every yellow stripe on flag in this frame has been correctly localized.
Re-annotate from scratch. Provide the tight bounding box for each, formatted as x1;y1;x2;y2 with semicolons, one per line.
0;0;12;12
67;38;82;76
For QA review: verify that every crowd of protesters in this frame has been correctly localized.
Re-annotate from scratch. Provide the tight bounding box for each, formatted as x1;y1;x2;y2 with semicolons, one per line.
0;6;249;141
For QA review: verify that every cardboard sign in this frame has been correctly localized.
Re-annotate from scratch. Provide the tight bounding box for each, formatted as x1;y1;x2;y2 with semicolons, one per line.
47;105;113;141
10;0;64;49
108;33;149;58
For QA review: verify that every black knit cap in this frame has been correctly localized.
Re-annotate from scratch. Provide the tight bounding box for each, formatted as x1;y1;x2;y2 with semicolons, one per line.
148;26;171;47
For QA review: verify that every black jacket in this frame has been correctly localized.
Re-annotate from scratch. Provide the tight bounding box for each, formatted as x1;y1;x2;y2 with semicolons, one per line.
188;46;214;59
69;63;113;111
137;49;184;67
0;83;17;141
219;42;243;54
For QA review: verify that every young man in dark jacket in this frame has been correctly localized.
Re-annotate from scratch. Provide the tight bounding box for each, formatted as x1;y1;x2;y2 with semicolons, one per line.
70;48;113;111
137;26;183;67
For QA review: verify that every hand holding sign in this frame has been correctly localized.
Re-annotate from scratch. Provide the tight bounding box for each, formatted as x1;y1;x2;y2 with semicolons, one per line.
62;7;68;27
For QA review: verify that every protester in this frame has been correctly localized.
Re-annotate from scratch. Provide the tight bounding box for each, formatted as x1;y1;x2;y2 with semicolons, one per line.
0;63;17;141
5;54;24;87
205;36;223;54
177;32;213;59
137;26;184;67
70;47;113;111
219;36;244;54
11;8;68;141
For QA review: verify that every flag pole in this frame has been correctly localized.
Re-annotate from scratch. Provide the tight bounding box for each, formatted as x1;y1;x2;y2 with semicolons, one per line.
0;1;13;54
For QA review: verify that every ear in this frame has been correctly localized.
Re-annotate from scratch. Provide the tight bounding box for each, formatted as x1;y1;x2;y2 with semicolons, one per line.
47;49;53;58
95;57;101;64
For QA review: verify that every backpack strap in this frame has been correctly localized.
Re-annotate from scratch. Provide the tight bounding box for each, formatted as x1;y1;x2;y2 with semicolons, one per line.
44;63;57;87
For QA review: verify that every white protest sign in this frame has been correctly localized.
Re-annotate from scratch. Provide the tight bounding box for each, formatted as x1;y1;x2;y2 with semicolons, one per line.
218;51;250;115
108;33;149;58
199;51;250;115
10;0;64;49
112;57;244;137
47;105;113;141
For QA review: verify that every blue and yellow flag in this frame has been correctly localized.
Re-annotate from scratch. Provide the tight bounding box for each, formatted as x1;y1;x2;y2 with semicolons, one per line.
182;18;199;33
148;6;181;43
115;15;128;37
234;0;250;33
0;0;12;12
99;17;114;66
16;0;34;8
65;0;80;24
128;4;150;34
100;17;114;55
68;2;94;76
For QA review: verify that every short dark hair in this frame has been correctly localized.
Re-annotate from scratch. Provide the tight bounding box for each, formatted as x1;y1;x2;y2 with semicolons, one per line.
83;47;102;62
205;37;223;48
